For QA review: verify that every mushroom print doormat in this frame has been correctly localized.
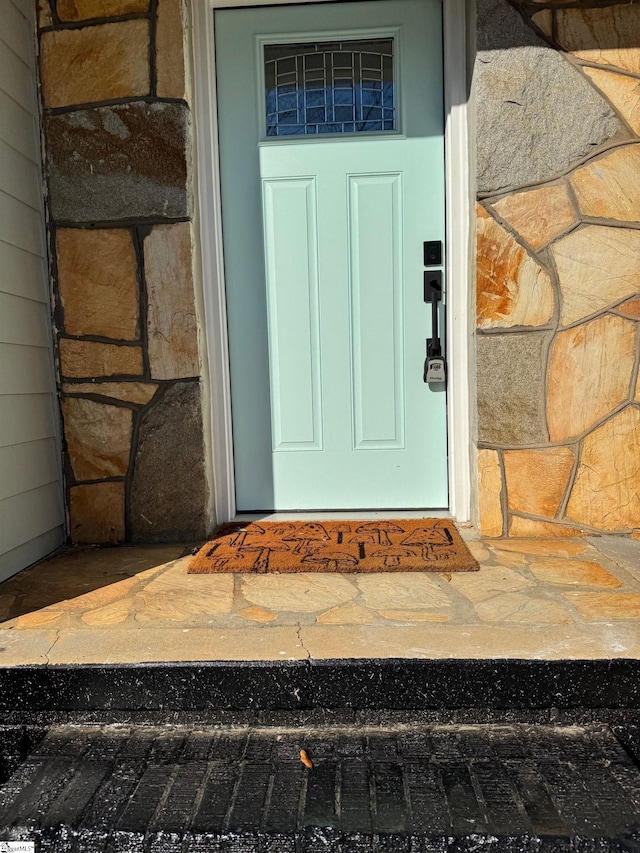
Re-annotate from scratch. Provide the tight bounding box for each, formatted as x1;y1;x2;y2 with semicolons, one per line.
188;519;479;574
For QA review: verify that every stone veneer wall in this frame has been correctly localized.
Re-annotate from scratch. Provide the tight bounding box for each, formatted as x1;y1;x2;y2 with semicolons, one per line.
36;0;209;544
475;0;640;538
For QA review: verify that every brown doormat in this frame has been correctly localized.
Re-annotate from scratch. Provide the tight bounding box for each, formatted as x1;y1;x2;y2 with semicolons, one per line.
188;519;479;574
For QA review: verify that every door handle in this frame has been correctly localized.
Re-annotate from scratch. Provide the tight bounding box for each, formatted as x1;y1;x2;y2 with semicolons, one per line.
423;270;446;384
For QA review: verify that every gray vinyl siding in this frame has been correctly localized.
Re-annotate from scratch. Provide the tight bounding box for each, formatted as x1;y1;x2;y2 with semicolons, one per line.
0;0;64;581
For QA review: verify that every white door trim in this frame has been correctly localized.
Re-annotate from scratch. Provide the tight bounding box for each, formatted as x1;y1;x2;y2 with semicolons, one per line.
191;0;472;524
442;0;472;523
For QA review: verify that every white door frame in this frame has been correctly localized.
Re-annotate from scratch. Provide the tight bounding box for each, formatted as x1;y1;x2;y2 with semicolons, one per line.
191;0;472;524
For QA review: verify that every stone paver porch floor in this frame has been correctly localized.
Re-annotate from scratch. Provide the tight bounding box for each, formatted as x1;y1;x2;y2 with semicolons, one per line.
0;532;639;665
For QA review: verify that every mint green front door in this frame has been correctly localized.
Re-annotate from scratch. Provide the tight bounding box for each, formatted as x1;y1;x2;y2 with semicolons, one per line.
216;0;447;511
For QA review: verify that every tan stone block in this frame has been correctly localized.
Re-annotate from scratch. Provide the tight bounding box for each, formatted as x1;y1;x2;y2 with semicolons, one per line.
30;546;181;586
63;382;157;405
144;223;199;380
70;482;126;544
555;6;640;74
298;623;640;661
476;206;554;330
508;518;585;538
531;10;552;39
60;339;143;378
474;593;572;625
571;145;640;222
81;598;133;626
356;574;451;611
583;68;640;136
63;398;132;480
137;570;234;622
551;225;640;326
37;0;53;27
564;592;640;620
477;449;503;538
40;21;150;109
504;447;575;518
16;610;64;629
134;564;173;583
57;229;139;340
241;574;357;614
465;540;491;562
316;602;373;625
617;297;640;320
156;0;187;100
378;611;449;623
492;184;576;251
13;590;71;615
491;549;527;569
492;539;589;557
529;559;622;589
567;406;640;531
447;566;533;604
57;0;148;20
631;530;640;541
547;314;637;441
47;626;307;664
237;606;277;624
637;372;640;403
59;573;138;610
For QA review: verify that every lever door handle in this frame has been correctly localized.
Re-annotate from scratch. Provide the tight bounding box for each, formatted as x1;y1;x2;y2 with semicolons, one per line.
423;270;446;384
424;271;442;357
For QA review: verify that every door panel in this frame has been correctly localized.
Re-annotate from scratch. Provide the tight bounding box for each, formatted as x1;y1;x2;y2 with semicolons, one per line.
348;172;403;449
263;177;322;451
215;0;447;510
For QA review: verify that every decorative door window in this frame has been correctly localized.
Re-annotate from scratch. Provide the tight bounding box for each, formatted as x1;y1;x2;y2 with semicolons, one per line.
264;37;395;136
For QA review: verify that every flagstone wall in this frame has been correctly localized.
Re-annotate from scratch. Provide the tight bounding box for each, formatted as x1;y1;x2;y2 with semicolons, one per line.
475;0;640;537
36;0;209;544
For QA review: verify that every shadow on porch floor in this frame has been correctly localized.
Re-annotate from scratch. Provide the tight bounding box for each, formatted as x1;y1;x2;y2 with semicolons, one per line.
0;533;639;666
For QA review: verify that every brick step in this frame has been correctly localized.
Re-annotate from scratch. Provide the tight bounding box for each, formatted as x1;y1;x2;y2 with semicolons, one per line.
1;723;639;851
